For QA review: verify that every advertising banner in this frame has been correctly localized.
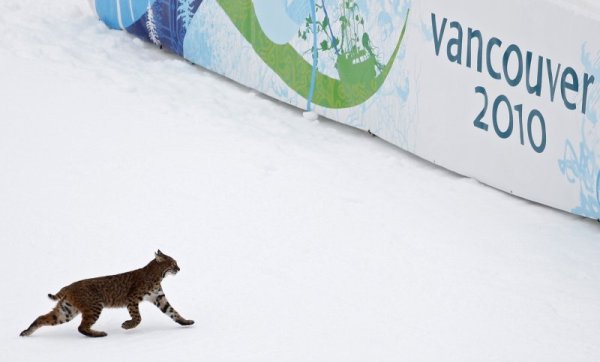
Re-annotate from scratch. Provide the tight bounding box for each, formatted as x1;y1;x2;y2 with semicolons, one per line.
91;0;600;220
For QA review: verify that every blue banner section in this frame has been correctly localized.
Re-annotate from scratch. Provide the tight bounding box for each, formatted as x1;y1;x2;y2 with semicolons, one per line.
95;0;157;30
122;0;202;55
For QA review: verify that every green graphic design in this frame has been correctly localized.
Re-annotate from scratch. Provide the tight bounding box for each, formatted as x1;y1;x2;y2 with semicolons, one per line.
299;0;384;84
216;0;409;109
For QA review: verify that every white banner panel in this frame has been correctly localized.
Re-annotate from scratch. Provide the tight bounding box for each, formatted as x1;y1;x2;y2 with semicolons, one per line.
92;0;600;219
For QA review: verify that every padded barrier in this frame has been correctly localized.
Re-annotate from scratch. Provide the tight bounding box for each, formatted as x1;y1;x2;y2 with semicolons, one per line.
92;0;600;220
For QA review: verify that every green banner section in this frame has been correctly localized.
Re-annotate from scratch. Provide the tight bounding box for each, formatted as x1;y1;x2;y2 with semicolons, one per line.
216;0;409;109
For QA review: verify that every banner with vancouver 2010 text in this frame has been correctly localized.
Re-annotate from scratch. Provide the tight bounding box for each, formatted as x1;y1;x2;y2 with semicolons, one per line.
90;0;600;220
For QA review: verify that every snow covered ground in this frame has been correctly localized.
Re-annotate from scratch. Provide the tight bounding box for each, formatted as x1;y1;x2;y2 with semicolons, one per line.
1;1;599;361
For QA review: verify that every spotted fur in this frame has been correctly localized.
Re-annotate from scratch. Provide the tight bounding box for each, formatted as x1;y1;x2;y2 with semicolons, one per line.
20;250;194;338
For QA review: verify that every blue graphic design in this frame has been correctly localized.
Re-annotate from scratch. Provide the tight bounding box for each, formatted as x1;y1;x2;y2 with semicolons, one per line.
94;0;157;30
126;0;203;56
558;44;600;219
253;0;311;45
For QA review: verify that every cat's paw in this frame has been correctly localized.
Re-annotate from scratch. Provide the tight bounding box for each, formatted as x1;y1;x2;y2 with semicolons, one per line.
177;319;194;326
121;320;140;330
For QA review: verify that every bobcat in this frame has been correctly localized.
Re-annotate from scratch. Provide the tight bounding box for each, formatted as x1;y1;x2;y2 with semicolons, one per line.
20;250;194;337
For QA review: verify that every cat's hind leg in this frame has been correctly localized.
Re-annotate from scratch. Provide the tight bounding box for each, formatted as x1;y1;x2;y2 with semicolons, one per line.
20;299;80;336
121;302;142;330
78;303;106;337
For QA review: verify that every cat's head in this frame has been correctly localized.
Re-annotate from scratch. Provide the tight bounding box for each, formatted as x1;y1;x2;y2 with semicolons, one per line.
154;249;180;277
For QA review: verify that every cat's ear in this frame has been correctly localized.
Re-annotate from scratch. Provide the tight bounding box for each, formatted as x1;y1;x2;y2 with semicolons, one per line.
155;250;165;261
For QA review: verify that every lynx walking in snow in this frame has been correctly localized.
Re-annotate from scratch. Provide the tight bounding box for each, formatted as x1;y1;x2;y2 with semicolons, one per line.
20;250;194;337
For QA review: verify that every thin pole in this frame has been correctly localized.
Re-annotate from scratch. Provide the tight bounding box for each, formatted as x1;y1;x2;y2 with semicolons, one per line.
306;0;318;112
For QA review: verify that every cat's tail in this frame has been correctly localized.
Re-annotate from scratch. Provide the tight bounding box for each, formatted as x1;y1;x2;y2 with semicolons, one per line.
47;293;59;301
48;289;66;301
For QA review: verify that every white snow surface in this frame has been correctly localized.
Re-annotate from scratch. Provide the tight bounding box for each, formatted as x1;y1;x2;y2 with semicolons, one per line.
1;1;600;361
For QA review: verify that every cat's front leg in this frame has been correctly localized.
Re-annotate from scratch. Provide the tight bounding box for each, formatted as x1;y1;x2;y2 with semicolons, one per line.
145;287;194;326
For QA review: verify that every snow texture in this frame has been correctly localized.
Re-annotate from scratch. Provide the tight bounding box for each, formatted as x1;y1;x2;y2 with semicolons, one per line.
1;1;599;361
